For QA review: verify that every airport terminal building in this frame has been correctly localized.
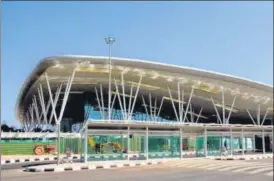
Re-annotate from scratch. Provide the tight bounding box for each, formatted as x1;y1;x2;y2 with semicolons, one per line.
16;55;273;161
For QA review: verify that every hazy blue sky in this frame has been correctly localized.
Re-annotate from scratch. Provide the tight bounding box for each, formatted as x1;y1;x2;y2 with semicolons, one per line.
2;2;273;127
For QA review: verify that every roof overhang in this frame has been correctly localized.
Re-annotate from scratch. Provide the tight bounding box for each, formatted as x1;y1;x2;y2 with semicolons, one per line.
15;55;273;123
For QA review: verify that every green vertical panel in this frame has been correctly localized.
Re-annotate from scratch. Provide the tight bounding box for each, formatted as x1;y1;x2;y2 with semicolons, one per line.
196;136;204;156
148;136;180;159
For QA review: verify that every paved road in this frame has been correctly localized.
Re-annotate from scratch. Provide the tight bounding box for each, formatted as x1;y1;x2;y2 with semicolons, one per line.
2;159;273;181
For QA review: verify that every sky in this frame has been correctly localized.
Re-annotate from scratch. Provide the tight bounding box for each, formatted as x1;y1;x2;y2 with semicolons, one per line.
2;2;273;128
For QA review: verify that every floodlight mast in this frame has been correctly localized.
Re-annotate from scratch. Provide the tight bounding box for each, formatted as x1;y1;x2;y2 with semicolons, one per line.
105;36;115;121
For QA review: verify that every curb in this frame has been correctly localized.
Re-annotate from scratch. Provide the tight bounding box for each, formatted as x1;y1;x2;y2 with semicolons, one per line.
1;155;81;165
24;160;164;172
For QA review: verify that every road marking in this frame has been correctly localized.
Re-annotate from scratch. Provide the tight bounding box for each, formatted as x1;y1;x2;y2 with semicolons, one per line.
196;164;222;169
206;165;228;170
248;167;273;174
265;171;273;176
218;165;248;171
184;164;205;168
232;166;261;172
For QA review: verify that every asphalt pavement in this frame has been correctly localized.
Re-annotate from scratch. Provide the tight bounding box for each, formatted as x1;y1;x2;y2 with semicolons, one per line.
1;158;273;181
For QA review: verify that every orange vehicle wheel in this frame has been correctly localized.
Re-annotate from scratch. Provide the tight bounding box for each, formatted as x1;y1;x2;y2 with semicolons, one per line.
34;145;45;155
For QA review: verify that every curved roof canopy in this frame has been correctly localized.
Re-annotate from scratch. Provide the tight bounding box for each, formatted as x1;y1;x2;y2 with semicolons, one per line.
16;55;273;124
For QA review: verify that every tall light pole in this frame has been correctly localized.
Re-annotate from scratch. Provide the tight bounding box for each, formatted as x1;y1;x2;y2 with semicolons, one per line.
105;36;115;121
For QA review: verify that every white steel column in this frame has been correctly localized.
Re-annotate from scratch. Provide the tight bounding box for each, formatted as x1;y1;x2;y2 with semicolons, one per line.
114;78;126;120
252;134;256;153
99;84;106;119
121;73;127;120
257;104;260;125
261;109;269;125
142;95;151;121
128;76;142;121
146;127;149;160
226;96;237;124
246;109;257;125
204;127;207;157
110;94;117;119
84;124;88;163
183;88;194;123
149;93;154;121
94;87;105;120
262;129;265;154
33;96;41;126
211;97;222;124
37;84;48;126
157;97;164;118
48;84;63;125
190;105;194;123
167;85;179;122
230;128;233;156
128;83;134;120
270;129;274;153
195;108;203;123
241;128;244;155
127;126;130;160
180;129;183;159
29;104;34;125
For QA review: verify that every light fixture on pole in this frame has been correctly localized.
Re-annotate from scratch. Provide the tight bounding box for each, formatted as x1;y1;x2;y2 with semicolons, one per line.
105;36;115;121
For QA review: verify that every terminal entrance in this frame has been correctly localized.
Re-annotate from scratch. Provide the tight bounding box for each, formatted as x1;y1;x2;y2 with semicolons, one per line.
80;122;273;162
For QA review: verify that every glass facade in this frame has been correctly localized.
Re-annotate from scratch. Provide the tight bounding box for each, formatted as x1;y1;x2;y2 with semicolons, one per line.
148;136;180;159
196;136;255;156
82;133;257;161
87;135;128;161
84;104;179;122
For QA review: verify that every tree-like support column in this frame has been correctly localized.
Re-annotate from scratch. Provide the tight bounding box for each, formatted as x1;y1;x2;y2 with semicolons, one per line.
37;84;48;129
211;93;237;124
246;104;269;126
45;69;76;165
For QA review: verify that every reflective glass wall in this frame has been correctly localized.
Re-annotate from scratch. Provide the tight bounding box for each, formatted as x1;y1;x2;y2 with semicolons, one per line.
148;136;180;159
